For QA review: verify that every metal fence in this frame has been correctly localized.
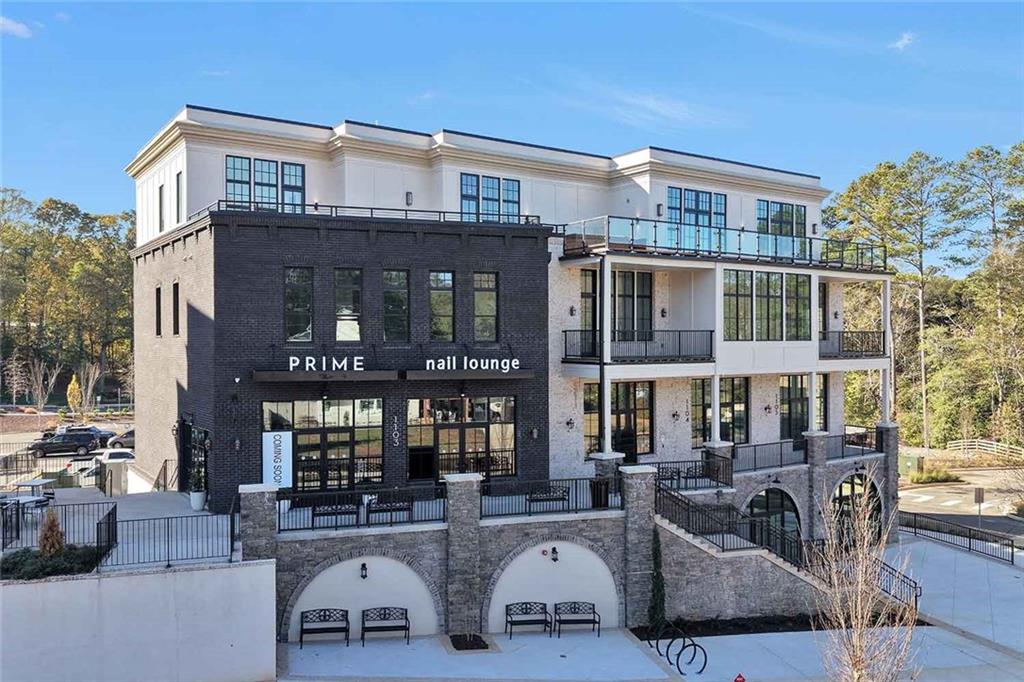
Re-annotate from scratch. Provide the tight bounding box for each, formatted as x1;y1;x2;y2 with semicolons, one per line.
818;331;886;358
155;459;179;492
732;440;806;472
100;514;234;569
654;452;733;490
899;511;1016;565
481;476;623;518
0;452;98;490
278;486;448;532
1;501;116;550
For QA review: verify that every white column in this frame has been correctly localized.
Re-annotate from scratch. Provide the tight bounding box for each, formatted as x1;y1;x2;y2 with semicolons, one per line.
600;257;614;452
807;371;818;433
710;373;721;442
881;277;893;423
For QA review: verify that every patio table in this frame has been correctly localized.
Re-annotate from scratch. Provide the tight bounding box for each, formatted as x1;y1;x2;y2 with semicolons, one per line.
15;478;56;495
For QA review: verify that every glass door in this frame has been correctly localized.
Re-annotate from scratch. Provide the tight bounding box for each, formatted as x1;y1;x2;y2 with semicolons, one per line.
294;433;323;491
436;426;461;478
324;430;352;489
463;426;488;474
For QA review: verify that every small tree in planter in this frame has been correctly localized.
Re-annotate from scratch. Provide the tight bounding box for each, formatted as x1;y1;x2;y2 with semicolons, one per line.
188;460;207;511
38;508;66;558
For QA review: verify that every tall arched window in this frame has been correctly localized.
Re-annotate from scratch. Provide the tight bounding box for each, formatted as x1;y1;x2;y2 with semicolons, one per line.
748;488;800;534
831;473;882;541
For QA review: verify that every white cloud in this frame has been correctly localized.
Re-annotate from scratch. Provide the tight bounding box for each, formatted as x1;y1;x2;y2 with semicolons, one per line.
55;11;71;22
409;91;438;105
888;32;916;51
681;5;859;50
201;69;231;78
0;16;33;39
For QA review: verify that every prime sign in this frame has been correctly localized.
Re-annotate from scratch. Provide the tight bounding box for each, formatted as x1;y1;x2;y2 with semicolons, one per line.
288;356;365;371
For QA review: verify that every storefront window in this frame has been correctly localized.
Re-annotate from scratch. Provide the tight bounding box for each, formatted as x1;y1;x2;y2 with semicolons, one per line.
406;396;516;480
692;377;749;446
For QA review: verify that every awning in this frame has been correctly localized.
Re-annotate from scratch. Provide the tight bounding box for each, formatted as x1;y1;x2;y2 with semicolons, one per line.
251;370;400;383
403;369;535;381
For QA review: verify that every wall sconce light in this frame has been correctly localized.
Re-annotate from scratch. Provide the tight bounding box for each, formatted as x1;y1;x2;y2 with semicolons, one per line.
771;475;781;485
763;405;773;415
550;547;559;562
812;222;818;235
656;203;664;217
671;411;680;423
569;305;576;317
833;311;839;320
660;308;667;319
234;377;240;384
405;191;414;207
530;428;539;440
234;438;240;451
360;562;368;579
566;418;576;431
170;424;178;437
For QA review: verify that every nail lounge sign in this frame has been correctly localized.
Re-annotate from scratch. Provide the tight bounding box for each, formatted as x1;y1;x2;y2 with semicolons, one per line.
425;356;522;373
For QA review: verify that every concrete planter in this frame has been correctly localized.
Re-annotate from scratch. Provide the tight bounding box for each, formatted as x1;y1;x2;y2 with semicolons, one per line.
189;491;207;511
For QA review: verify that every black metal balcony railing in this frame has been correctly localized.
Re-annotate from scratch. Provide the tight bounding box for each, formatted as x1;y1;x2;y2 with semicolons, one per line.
481;476;624;518
732;439;807;473
277;486;447;532
563;216;887;272
562;329;714;363
654;451;733;490
819;331;886;358
189;200;551;227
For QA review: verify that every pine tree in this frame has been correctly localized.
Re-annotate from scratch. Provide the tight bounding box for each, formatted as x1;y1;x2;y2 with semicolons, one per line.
648;526;666;627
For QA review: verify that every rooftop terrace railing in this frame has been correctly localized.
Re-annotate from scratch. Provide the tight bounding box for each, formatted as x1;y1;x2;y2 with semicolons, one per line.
562;329;714;363
819;331;886;359
563;216;887;272
189;200;553;227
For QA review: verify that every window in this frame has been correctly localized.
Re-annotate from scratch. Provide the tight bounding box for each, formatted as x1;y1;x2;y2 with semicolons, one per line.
175;172;183;224
719;377;749;444
473;273;498;342
225;156;250;207
460;173;520;222
481;176;500;222
748;488;801;534
460;173;479;221
262;399;382;489
580;270;598;332
583;381;653;459
723;270;753;341
611;271;652;332
172;282;180;336
667;187;682;224
780;375;809;445
816;373;829;432
691;379;711;447
158;185;164;232
254;159;278;208
818;281;828;336
282;163;305;213
334;268;361;342
154;286;162;337
284;267;313;343
429;271;454;342
683;189;709;227
758;199;807;236
755;272;783;341
383;270;409;343
785;273;811;340
501;179;520;222
407;396;516;480
712;193;727;228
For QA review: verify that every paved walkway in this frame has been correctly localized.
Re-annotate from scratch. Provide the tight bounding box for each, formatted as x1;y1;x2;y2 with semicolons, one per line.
887;533;1024;654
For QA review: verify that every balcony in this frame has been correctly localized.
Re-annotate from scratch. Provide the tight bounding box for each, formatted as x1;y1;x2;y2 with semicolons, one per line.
819;331;886;359
562;329;714;364
562;216;887;273
189;200;554;227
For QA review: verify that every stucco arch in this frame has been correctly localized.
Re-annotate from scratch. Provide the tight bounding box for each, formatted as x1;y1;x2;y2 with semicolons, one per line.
480;533;624;633
280;548;445;641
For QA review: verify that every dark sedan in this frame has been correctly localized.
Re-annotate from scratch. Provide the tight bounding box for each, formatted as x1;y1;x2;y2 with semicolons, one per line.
26;432;100;457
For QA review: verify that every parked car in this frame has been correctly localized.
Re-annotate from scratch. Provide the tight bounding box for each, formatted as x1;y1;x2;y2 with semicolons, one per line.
63;425;116;446
92;448;136;464
26;432;100;457
107;429;134;449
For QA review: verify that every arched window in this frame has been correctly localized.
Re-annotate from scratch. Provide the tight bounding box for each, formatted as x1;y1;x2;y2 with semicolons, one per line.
747;488;800;534
831;473;882;541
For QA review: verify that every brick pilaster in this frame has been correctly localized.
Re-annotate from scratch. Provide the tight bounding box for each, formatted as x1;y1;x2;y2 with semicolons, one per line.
589;451;625;479
621;464;656;628
239;483;278;561
443;472;483;634
803;430;828;540
876;422;900;543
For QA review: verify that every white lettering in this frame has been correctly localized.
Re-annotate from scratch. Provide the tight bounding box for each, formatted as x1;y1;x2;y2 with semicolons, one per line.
353;356;364;371
288;356;300;371
305;357;316;371
426;358;437;371
331;357;347;371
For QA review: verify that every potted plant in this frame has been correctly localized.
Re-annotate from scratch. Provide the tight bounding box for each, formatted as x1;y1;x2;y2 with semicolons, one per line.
188;460;207;511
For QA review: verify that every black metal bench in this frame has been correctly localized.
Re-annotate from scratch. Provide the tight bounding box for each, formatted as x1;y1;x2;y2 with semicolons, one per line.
554;601;601;638
526;484;569;513
504;601;552;639
366;493;413;524
299;608;349;648
361;607;410;646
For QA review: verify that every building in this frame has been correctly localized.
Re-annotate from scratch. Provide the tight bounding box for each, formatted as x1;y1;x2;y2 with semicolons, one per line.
127;106;902;636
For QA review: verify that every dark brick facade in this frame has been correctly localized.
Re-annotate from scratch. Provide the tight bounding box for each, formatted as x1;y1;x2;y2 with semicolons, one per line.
133;212;551;511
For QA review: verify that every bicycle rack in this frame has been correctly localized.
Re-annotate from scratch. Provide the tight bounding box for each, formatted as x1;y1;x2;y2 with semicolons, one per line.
645;621;708;676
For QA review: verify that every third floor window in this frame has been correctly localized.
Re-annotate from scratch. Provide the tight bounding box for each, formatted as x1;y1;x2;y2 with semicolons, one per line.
334;268;361;342
756;200;807;237
668;187;726;228
429;271;454;342
460;173;520;223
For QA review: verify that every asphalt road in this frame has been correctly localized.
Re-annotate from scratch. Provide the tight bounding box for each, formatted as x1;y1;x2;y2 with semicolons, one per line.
899;467;1024;539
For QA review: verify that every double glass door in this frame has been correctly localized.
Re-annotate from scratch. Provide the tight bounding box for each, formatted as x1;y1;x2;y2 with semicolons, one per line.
437;425;488;478
294;429;354;491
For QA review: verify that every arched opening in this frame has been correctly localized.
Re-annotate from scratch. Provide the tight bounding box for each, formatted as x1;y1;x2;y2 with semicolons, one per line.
831;473;882;542
484;542;619;633
747;487;801;534
287;556;439;642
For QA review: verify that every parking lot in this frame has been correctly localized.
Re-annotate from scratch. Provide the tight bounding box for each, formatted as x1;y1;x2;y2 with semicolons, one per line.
900;468;1024;539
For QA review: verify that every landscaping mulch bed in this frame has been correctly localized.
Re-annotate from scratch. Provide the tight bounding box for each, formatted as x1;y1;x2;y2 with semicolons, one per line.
449;634;489;651
632;613;929;640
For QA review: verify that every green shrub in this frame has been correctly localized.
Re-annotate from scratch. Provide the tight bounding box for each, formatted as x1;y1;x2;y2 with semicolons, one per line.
909;467;962;484
57;408;68;420
1013;500;1024;517
0;545;101;580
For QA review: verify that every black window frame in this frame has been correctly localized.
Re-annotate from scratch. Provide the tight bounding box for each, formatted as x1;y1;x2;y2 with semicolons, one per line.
334;267;362;343
154;286;162;337
785;273;812;341
460;173;479;221
719;376;750;445
481;176;501;222
712;192;727;228
171;281;180;336
253;159;279;210
473;272;498;343
756;199;770;233
583;381;654;457
175;171;183;223
667;186;682;224
779;374;809;443
225;155;251;207
759;199;808;236
723;269;753;341
158;184;165;233
755;271;783;341
282;162;305;214
816;372;829;432
429;270;455;342
383;269;410;344
501;179;520;223
818;281;828;336
284;266;314;344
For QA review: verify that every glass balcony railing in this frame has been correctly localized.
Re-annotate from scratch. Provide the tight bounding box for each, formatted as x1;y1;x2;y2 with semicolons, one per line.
563;216;887;272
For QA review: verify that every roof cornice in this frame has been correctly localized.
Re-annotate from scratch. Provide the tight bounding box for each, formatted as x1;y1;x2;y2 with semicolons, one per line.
614;158;832;201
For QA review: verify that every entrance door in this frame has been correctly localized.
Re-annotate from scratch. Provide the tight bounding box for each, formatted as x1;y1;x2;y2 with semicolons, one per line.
294;431;355;491
612;384;638;464
436;425;490;478
463;426;488;474
324;430;352;489
436;426;461;479
294;433;323;491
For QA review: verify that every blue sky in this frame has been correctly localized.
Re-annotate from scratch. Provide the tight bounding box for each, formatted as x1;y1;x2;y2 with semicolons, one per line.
2;2;1021;216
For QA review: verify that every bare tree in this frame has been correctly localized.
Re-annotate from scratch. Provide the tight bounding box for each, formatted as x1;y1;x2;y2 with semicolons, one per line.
814;464;919;682
117;353;134;404
26;357;62;412
76;361;103;414
3;351;29;405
